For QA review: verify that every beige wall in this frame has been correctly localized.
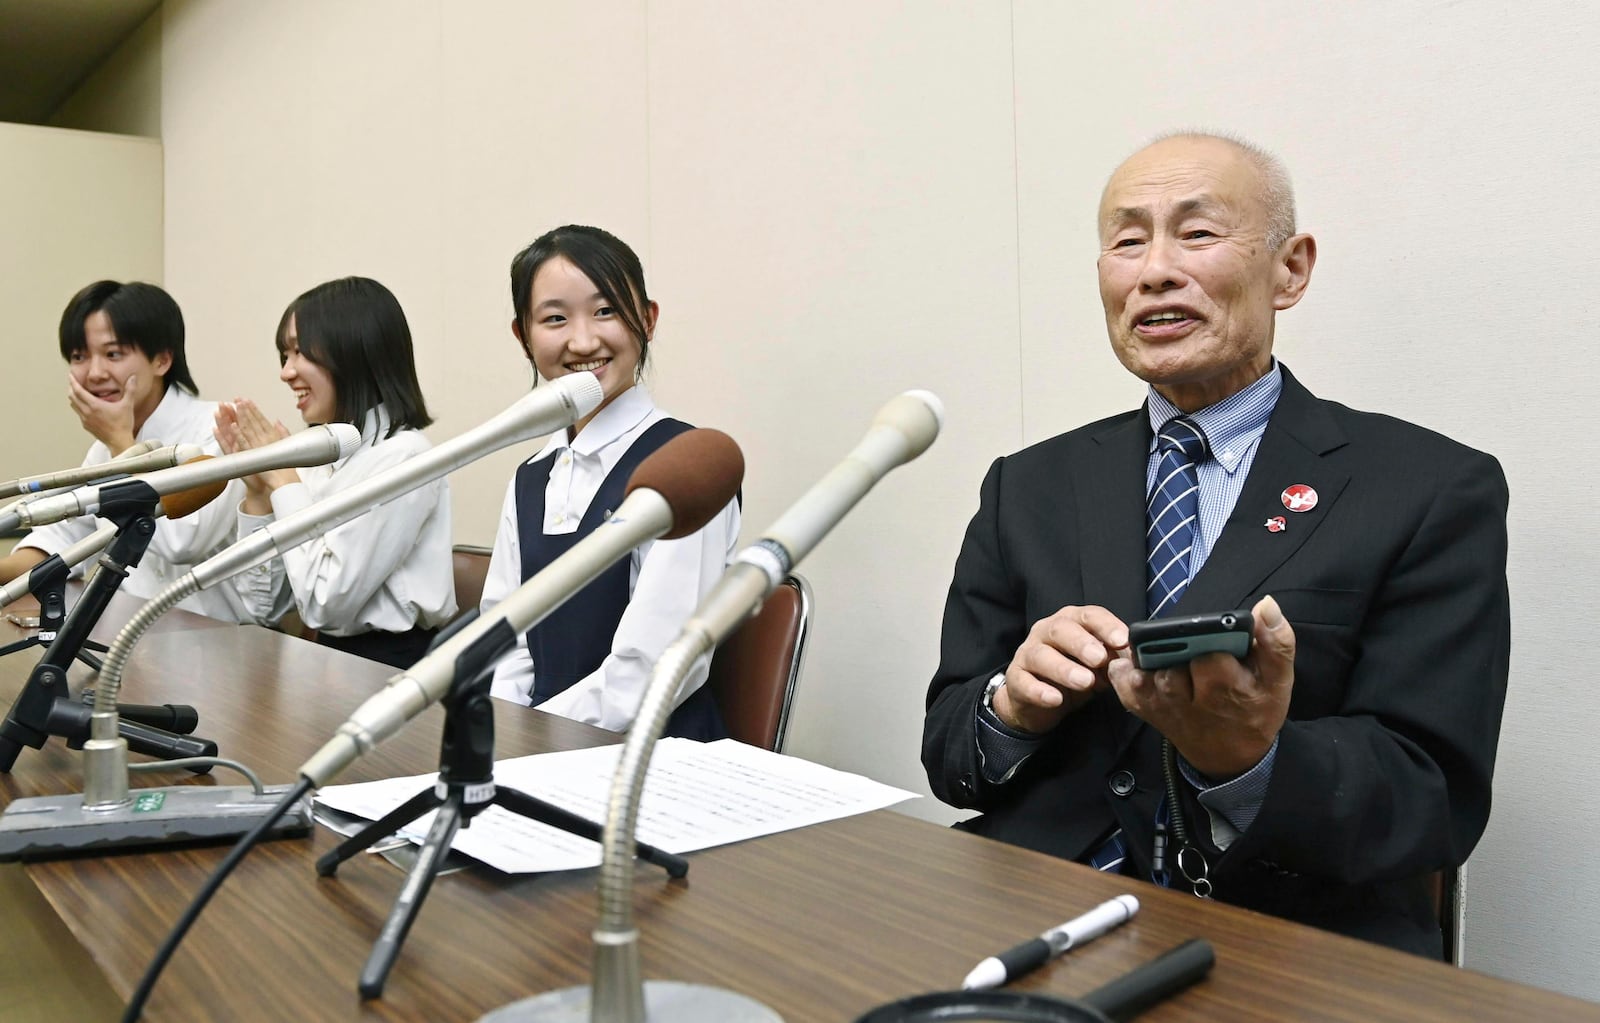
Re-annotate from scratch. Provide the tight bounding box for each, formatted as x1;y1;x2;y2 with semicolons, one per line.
0;122;163;482
644;0;1023;813
46;9;162;138
68;0;1600;1001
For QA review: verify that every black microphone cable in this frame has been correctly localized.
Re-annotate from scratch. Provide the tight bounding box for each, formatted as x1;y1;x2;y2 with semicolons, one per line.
120;776;313;1022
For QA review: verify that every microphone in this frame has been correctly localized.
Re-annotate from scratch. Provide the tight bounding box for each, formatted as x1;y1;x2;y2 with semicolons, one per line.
0;523;118;609
297;427;744;788
114;438;165;458
532;390;943;1023
0;440;166;519
0;479;228;610
0;441;206;498
1;425;361;532
76;374;606;816
680;388;942;643
189;374;605;590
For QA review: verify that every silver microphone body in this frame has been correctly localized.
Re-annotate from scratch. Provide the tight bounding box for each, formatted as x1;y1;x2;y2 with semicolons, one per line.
578;390;944;1022
7;426;360;529
0;441;206;498
299;485;672;787
189;375;604;590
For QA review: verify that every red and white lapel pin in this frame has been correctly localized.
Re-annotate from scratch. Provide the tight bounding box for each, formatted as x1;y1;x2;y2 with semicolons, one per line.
1281;484;1318;512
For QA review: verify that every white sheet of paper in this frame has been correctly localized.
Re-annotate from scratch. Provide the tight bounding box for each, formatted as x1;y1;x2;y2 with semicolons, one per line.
314;738;917;874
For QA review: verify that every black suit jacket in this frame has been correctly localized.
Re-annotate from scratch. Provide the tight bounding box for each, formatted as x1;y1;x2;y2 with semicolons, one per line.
922;365;1510;957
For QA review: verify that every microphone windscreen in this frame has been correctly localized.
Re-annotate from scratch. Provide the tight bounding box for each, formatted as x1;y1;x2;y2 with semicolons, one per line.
158;462;227;519
626;429;744;540
327;423;363;460
877;389;944;460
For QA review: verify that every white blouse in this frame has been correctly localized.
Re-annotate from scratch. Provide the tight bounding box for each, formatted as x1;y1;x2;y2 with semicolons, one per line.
231;407;456;636
482;385;740;732
17;386;253;623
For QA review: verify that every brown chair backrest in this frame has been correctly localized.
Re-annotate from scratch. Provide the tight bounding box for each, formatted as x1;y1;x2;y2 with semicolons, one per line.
707;574;811;752
451;544;493;620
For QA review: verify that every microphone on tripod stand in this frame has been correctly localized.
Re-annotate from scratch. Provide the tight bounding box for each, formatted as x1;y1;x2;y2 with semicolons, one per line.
308;427;746;999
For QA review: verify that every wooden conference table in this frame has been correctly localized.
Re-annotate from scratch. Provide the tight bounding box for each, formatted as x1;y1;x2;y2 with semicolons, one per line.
0;598;1595;1022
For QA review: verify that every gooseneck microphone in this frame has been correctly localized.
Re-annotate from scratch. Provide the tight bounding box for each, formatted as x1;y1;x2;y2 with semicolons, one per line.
499;390;944;1023
0;425;360;534
672;389;942;644
298;426;745;788
190;374;604;591
82;374;605;812
0;440;205;498
0;474;228;611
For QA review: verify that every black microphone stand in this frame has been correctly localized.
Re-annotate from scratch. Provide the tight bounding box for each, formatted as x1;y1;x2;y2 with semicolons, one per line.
0;551;109;671
315;612;689;1000
1;552;200;736
0;480;218;773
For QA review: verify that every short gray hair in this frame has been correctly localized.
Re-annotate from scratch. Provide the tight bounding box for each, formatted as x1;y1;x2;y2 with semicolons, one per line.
1146;130;1298;250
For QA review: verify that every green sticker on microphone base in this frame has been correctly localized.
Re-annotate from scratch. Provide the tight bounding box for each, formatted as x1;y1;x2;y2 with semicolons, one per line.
133;792;166;813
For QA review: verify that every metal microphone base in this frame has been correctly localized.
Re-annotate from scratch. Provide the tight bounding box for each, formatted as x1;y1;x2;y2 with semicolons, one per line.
476;981;783;1022
0;784;312;861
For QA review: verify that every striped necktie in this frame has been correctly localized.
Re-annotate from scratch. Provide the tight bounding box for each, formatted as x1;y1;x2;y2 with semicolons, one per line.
1147;416;1211;618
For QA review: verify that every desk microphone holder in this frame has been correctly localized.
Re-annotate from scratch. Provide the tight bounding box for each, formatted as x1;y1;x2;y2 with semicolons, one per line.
316;616;688;1001
0;482;217;774
0;551;108;672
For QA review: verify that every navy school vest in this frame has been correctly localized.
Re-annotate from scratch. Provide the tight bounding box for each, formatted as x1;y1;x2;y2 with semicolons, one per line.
514;417;726;740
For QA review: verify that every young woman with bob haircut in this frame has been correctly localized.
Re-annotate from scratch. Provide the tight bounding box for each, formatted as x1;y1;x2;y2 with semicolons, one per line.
215;276;455;667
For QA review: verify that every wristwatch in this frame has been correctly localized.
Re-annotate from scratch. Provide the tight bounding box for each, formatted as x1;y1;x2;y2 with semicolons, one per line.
981;672;1006;716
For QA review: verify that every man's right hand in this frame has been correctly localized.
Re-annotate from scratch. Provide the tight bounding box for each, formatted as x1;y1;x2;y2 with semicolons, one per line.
990;605;1129;734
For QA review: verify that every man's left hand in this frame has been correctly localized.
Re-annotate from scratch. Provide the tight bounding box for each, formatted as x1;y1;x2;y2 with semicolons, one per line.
1106;594;1296;779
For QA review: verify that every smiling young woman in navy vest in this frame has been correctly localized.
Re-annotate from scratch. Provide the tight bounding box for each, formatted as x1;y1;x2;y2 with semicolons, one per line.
480;225;739;739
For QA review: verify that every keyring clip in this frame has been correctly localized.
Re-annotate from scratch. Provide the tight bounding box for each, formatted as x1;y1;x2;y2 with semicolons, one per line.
1177;845;1212;899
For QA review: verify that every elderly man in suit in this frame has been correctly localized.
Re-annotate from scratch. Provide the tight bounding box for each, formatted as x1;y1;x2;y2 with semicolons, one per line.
922;133;1509;958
